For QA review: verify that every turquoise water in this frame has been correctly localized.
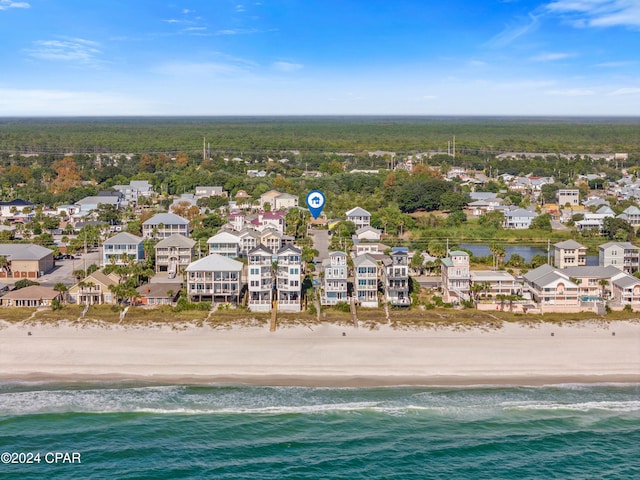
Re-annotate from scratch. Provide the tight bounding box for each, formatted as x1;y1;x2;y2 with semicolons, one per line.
1;383;639;479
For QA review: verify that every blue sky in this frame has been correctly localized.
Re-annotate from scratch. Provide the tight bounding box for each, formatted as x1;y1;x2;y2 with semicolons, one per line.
0;0;639;115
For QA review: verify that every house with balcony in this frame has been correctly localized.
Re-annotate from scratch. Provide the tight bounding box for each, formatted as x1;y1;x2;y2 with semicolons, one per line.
611;272;640;309
599;241;640;273
276;245;302;312
207;231;241;258
142;213;190;239
619;206;640;227
503;208;538;229
185;254;244;303
261;228;294;254
522;264;579;306
562;265;621;303
353;253;379;307
155;234;196;276
556;189;580;207
68;271;118;305
102;232;145;266
553;240;587;269
237;228;261;257
346;207;371;230
441;251;470;304
469;270;521;301
322;251;348;306
382;247;410;306
247;245;274;312
112;180;154;204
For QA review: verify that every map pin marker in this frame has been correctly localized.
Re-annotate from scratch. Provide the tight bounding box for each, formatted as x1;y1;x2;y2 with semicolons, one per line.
306;190;326;220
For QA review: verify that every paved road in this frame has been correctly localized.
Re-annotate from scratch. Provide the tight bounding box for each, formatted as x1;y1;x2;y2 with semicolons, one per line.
310;229;330;263
38;250;102;287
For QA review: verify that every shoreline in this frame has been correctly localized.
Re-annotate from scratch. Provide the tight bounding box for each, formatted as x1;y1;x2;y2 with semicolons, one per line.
1;320;639;388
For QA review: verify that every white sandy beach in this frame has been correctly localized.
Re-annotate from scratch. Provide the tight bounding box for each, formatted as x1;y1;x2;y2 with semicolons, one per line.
1;320;639;386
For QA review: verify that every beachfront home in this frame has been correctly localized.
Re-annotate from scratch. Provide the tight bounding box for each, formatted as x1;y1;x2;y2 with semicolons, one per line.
0;244;54;278
599;242;640;273
142;213;190;239
553;240;587;269
562;266;621;302
102;232;145;266
155;234;196;276
185;254;244;304
135;283;181;306
68;271;118;305
276;245;302;312
207;231;241;258
322;251;348;306
611;272;640;308
441;251;470;304
0;285;62;307
346;207;371;230
469;270;521;301
522;265;579;307
382;247;410;306
247;245;274;312
354;253;379;307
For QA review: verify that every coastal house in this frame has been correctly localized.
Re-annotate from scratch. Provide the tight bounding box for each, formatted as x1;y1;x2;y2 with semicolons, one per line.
503;208;537;229
353;253;379;307
112;180;154;204
346;207;371;230
247;245;274;312
102;232;145;266
522;265;579;307
276;245;302;312
562;266;621;302
185;254;244;304
155;234;196;276
619;206;640;227
598;242;640;273
261;228;294;254
610;272;640;308
237;229;261;257
354;226;382;242
68;271;118;305
135;283;181;306
322;251;348;306
469;270;521;301
0;285;61;307
0;199;34;217
441;251;470;304
0;244;54;278
207;231;241;258
553;240;587;269
142;213;190;239
556;189;580;207
381;247;410;306
75;195;122;213
353;243;390;257
195;186;227;197
259;190;299;211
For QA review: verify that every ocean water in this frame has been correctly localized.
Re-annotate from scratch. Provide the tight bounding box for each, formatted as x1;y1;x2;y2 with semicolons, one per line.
1;383;639;479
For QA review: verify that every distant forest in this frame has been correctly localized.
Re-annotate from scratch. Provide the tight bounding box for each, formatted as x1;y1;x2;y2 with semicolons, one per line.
0;116;639;156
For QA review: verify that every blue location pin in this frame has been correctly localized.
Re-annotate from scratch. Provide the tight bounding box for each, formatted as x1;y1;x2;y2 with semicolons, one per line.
306;190;326;219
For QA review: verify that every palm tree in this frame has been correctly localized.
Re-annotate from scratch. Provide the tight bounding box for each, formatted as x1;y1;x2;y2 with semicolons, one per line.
599;279;609;300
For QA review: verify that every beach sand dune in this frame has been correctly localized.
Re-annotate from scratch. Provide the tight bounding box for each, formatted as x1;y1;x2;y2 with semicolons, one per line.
1;321;638;386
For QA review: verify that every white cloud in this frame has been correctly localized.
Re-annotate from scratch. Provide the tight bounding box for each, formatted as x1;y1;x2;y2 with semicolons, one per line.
608;87;640;95
530;52;574;61
235;4;246;13
26;38;101;64
545;0;640;28
0;1;30;11
487;13;541;47
545;88;596;96
594;60;636;67
271;61;303;72
215;28;257;35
